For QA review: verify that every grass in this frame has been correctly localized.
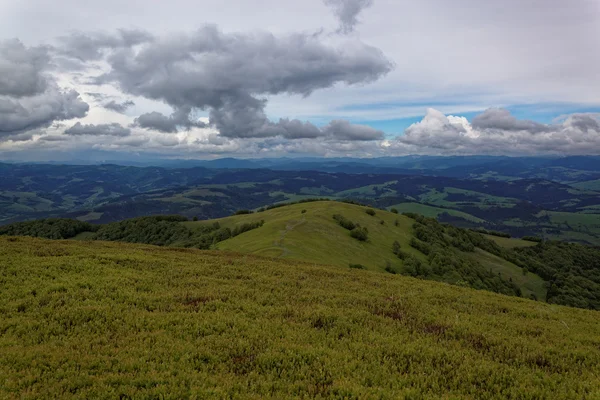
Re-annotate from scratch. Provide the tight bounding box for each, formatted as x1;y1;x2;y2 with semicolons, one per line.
466;249;547;300
572;179;600;191
335;181;398;197
185;201;549;294
186;201;424;272
389;202;485;223
483;234;537;249
1;237;599;399
418;187;518;209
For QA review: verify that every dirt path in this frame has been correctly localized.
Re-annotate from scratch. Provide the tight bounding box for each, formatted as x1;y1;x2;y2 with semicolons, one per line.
274;215;306;257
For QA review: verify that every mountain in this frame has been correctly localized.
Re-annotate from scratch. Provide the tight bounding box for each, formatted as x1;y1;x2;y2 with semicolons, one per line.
2;162;600;245
1;235;599;398
10;199;600;309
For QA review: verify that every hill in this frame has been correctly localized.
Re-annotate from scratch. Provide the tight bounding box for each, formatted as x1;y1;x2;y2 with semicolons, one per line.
4;200;600;309
1;236;599;399
3;162;600;245
186;201;545;300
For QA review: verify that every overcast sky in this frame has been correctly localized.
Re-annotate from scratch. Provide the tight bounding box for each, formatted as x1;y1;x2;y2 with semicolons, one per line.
1;0;599;160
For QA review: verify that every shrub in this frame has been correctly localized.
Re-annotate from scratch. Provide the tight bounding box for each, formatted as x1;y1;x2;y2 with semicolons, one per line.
394;219;399;227
193;216;198;222
392;240;401;255
333;214;356;231
410;237;431;255
231;220;265;237
469;228;511;238
349;263;366;270
380;220;385;225
522;236;543;243
301;209;307;214
234;210;253;215
350;227;369;242
384;264;397;274
365;209;376;216
211;228;232;243
390;208;399;214
404;255;429;277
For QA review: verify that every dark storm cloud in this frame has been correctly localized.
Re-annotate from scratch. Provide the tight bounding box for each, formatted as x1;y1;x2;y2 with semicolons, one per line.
134;108;207;133
471;108;550;133
0;39;89;138
76;25;392;139
0;39;50;98
0;89;89;137
103;99;135;113
566;114;600;132
324;0;374;34
58;29;154;61
65;122;131;137
322;119;384;140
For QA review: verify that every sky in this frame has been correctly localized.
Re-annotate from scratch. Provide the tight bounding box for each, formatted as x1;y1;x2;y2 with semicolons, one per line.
1;0;600;161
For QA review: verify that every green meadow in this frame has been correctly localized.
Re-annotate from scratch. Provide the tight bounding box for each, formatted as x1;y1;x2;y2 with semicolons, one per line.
1;237;599;399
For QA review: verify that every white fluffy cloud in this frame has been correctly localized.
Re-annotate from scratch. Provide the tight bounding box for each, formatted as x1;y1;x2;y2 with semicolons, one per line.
391;108;600;156
1;0;599;159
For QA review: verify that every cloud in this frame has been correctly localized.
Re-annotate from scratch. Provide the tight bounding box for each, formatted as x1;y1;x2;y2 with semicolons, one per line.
58;29;154;61
471;108;550;133
393;108;600;156
0;39;89;139
103;99;135;113
39;134;68;142
0;88;89;137
324;0;373;34
73;25;392;139
134;108;207;133
1;132;36;142
65;122;131;137
0;39;51;98
322;119;384;140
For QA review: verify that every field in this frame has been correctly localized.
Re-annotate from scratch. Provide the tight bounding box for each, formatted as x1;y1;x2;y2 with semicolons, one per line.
572;179;600;191
1;237;599;399
183;201;549;301
186;201;425;271
483;234;537;249
388;202;484;223
466;249;546;300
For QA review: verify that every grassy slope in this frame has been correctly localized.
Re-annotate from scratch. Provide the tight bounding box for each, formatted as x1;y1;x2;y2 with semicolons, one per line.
467;249;547;300
186;201;424;272
186;201;546;295
388;202;485;223
484;234;537;249
572;179;600;191
1;237;599;399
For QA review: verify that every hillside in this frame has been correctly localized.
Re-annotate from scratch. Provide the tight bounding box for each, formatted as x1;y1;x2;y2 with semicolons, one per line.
1;237;599;399
187;201;546;300
3;162;600;245
5;200;600;309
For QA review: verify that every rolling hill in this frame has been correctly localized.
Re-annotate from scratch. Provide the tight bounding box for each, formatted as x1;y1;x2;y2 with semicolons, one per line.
1;236;599;398
4;200;600;309
3;162;600;247
185;201;546;300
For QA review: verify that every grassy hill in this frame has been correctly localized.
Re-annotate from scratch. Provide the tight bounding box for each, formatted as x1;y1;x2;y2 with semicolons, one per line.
1;237;599;399
0;237;600;399
7;200;600;308
187;201;423;270
186;201;546;299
